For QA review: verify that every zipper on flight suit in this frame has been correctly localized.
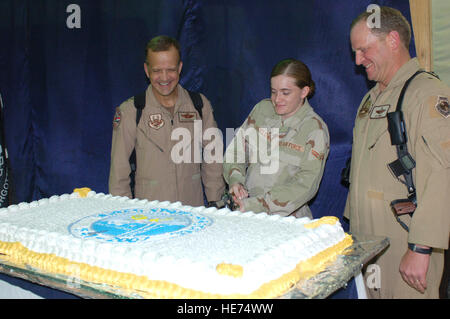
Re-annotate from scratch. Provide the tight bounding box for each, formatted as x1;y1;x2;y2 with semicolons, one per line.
167;110;180;203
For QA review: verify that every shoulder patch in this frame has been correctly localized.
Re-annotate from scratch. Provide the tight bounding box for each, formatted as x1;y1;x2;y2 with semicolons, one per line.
358;96;372;118
311;149;325;160
148;113;165;130
113;107;121;129
435;96;450;118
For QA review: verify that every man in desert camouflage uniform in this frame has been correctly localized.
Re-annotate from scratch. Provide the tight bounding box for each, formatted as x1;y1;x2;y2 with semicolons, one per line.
223;59;329;218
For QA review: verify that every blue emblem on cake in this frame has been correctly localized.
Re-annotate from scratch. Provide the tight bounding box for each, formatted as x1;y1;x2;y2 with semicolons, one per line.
68;207;212;243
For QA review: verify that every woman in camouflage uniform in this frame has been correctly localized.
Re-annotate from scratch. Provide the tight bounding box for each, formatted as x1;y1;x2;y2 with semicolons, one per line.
223;59;329;218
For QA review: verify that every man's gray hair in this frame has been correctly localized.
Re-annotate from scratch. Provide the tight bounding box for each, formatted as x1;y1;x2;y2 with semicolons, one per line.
351;6;411;49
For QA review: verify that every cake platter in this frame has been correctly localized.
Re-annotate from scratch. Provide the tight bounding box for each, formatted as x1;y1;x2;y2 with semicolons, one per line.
0;233;388;299
280;233;389;299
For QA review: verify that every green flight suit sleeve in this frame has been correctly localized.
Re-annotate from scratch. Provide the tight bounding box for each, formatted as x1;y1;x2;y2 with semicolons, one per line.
223;113;253;188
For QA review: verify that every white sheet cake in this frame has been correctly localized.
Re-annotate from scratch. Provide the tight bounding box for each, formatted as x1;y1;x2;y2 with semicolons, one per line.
0;188;352;298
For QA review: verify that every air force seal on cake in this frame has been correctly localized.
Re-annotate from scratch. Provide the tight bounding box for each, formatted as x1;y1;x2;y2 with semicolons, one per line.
68;207;213;243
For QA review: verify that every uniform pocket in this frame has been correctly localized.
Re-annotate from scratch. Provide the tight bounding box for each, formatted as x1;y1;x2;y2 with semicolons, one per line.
368;190;406;203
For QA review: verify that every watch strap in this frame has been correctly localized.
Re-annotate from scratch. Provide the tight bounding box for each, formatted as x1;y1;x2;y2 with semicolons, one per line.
408;243;432;255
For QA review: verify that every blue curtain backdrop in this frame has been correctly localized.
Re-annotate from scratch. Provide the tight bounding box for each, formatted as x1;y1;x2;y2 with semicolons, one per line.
0;0;414;216
0;0;414;298
0;0;415;223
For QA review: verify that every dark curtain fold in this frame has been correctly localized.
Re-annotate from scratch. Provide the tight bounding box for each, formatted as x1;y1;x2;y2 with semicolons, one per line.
0;0;414;221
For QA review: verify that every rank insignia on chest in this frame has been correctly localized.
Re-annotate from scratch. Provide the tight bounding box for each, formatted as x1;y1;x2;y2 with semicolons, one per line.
370;104;390;119
436;96;450;118
113;107;121;129
148;113;165;130
178;112;197;122
358;97;372;118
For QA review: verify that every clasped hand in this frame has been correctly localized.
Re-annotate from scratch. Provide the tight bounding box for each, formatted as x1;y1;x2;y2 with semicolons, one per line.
399;248;430;294
229;183;248;212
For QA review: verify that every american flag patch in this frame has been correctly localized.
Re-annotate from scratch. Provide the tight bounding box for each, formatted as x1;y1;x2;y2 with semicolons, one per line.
113;108;121;129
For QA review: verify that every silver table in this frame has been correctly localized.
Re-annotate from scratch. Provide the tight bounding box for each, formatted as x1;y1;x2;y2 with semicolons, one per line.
282;233;389;299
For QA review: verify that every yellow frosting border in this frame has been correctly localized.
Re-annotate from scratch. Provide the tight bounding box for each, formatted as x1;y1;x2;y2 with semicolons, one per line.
0;233;353;299
216;263;244;278
303;216;339;229
73;188;92;198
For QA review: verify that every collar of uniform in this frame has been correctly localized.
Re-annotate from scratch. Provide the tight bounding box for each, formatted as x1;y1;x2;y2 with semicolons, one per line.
371;58;421;97
175;85;196;114
282;98;313;128
386;58;421;89
145;84;187;115
257;99;281;128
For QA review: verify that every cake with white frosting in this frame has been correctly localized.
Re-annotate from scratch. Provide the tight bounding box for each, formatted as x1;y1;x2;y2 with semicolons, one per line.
0;188;352;298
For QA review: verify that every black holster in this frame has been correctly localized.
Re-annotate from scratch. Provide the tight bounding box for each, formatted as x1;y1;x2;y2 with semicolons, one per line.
341;157;351;187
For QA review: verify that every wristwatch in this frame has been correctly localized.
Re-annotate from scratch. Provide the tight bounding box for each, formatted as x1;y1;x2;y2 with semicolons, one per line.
408;243;432;255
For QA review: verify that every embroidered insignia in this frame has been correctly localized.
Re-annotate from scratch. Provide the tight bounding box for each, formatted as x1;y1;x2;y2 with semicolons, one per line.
113;108;121;129
370;104;390;119
435;96;450;118
279;141;304;152
311;149;325;160
358;97;372;118
148;113;165;130
178;112;197;122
